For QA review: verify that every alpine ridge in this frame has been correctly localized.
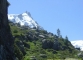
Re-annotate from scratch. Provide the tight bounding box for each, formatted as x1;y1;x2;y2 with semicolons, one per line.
8;11;40;28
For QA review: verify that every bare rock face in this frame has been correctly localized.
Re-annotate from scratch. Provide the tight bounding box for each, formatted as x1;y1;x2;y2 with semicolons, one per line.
0;0;15;60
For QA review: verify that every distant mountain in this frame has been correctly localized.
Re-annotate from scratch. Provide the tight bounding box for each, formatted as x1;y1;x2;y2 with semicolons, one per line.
8;11;41;28
71;40;83;51
8;11;80;59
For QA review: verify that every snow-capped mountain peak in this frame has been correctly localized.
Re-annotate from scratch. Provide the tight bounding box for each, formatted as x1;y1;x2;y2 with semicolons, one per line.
71;40;83;51
22;12;28;16
8;11;39;28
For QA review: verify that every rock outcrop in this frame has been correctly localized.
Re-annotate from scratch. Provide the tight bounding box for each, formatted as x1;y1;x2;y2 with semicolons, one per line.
0;0;15;60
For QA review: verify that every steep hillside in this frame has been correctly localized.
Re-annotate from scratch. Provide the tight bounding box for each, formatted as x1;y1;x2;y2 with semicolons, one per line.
9;22;80;60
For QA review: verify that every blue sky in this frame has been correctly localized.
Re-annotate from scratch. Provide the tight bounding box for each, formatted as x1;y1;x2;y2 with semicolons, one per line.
8;0;83;41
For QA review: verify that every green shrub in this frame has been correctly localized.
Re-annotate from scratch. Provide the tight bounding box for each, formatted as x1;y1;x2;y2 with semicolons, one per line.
14;43;23;60
13;30;18;33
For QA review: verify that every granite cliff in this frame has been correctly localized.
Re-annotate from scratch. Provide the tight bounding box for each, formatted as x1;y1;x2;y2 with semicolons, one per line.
0;0;15;60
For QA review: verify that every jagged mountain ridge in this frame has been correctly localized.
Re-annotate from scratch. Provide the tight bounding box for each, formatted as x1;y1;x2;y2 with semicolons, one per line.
8;11;40;28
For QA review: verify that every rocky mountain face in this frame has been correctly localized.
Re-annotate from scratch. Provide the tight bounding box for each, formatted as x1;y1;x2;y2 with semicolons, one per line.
9;22;78;60
8;11;42;29
7;9;81;60
0;0;82;60
8;12;83;52
0;0;15;60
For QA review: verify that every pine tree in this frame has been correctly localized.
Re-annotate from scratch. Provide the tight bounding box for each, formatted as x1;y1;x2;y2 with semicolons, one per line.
65;36;68;40
57;28;60;38
65;36;69;46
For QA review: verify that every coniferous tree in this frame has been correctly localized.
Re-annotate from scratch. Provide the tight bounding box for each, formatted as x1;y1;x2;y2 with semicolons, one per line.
57;28;60;38
65;36;69;46
65;36;68;40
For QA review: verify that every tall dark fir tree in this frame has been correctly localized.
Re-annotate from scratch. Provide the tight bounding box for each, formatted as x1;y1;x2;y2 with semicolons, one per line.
57;28;60;38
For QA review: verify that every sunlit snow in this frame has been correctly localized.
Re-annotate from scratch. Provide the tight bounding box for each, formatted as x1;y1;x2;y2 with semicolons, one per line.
8;12;38;28
71;40;83;51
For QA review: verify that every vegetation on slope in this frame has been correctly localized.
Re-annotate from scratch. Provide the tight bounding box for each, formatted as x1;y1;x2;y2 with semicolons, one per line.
9;22;81;60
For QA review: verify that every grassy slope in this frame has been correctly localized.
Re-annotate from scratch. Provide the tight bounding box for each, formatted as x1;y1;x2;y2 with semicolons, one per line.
9;23;80;60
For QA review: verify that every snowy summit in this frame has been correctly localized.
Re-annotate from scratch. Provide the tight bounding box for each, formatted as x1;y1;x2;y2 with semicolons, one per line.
8;11;39;28
71;40;83;51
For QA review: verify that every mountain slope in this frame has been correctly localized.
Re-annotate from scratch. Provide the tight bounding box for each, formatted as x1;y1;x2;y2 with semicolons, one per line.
71;40;83;51
8;11;39;28
8;12;81;60
9;22;79;60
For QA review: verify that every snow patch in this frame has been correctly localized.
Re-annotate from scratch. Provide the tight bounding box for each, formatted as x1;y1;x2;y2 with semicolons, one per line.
8;11;39;28
71;40;83;51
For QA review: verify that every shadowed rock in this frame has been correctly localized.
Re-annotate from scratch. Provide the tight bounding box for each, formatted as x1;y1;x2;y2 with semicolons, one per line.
0;0;15;60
